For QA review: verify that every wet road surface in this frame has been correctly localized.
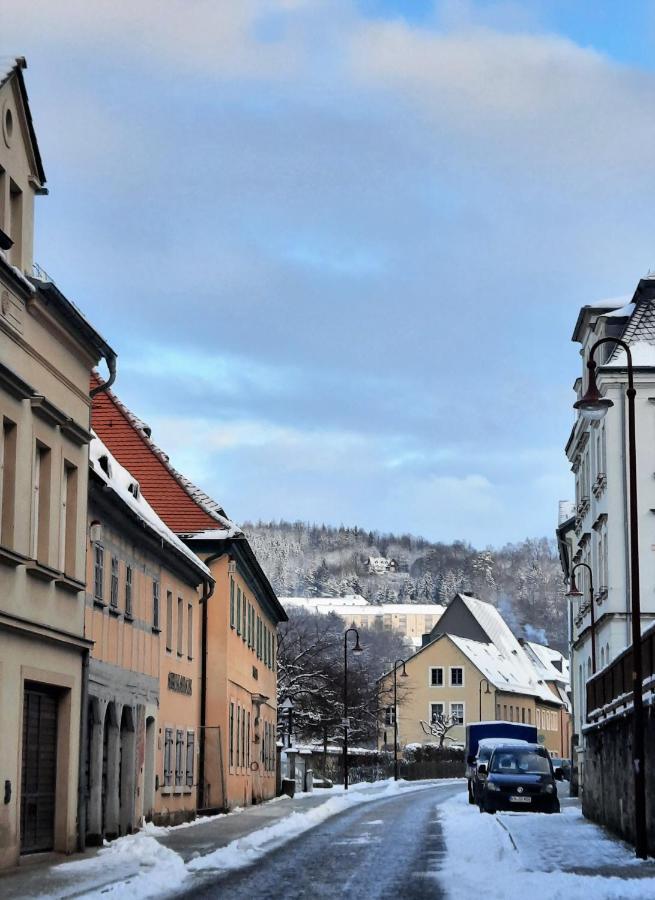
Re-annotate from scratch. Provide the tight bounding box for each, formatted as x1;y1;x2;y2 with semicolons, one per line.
177;782;461;900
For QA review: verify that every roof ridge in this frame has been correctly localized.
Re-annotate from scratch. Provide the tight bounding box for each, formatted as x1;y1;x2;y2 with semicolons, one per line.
91;371;236;531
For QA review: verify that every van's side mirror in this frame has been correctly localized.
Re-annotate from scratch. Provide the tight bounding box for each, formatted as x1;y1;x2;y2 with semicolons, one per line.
478;764;487;775
554;767;563;781
467;755;475;765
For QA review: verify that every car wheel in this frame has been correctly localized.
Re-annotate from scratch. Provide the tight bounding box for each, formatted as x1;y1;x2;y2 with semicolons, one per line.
468;783;475;805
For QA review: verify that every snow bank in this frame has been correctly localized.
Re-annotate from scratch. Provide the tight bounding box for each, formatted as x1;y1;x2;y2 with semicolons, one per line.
438;792;655;899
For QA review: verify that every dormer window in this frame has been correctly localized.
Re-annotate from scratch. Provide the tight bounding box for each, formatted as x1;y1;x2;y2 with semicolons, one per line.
128;480;140;500
97;454;111;478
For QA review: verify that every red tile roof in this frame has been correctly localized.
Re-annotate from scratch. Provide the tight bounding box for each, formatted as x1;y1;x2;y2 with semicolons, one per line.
91;374;231;534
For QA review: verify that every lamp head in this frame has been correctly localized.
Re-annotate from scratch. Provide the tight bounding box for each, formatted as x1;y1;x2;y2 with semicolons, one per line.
353;636;363;653
573;360;613;421
566;571;583;598
400;662;408;678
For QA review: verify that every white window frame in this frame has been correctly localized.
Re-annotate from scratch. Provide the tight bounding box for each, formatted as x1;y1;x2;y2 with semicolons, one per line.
429;666;444;687
449;666;465;687
429;702;445;722
449;701;465;725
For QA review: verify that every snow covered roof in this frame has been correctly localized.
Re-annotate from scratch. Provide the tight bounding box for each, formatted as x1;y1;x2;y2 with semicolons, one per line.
281;595;369;607
281;597;444;617
90;434;211;581
522;641;570;688
448;635;555;702
607;340;655;368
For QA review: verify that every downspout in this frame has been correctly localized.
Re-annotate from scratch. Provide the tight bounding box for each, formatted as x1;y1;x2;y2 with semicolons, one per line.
620;388;632;647
89;351;117;398
198;552;222;811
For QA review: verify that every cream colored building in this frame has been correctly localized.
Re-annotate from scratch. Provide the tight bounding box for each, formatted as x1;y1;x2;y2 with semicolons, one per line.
379;593;571;756
0;59;116;867
281;596;444;648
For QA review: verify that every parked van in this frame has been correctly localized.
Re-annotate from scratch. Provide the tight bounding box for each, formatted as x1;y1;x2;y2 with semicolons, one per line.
465;722;538;803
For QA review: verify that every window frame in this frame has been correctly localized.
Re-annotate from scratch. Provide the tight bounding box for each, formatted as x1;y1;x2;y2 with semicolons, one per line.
429;666;444;687
110;556;119;609
449;701;465;725
449;666;464;687
94;543;105;602
429;701;445;722
152;579;161;631
125;564;133;618
185;731;195;787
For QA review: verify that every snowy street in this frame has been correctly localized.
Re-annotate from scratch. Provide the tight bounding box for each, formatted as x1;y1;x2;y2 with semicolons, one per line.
4;780;655;899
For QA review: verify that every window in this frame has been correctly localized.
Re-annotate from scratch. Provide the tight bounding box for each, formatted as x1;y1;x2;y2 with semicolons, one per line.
229;702;235;768
186;731;195;787
236;587;241;635
257;616;261;659
177;596;184;656
509;706;513;722
385;706;395;726
230;577;235;628
450;702;464;725
94;544;104;601
164;728;173;787
32;442;51;562
110;557;119;608
526;708;531;724
175;730;184;786
521;707;526;724
60;462;78;575
236;706;241;767
242;593;247;642
429;667;443;687
125;566;133;617
187;603;193;659
430;702;444;722
166;591;173;650
247;712;251;767
450;667;464;686
503;704;507;720
241;709;245;768
0;418;17;548
153;580;160;630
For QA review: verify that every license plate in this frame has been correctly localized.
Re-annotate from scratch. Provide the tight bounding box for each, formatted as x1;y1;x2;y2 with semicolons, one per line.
510;796;532;803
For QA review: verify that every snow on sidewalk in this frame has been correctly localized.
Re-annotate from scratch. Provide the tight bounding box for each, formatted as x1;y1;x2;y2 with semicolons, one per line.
39;779;457;899
438;792;655;900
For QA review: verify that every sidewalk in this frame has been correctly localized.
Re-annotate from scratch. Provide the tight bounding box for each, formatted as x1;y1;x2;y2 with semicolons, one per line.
0;779;449;899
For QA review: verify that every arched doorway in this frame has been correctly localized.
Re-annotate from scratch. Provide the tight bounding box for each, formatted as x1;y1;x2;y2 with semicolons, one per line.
144;716;156;821
119;706;136;835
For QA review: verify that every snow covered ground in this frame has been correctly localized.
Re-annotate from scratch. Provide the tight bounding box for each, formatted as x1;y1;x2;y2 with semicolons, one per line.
42;779;456;899
439;792;655;899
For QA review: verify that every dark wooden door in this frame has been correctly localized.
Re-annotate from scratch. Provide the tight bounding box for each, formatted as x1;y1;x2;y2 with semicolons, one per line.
20;686;58;853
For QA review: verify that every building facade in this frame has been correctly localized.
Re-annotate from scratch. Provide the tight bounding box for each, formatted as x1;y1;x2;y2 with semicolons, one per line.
90;379;287;811
379;593;570;755
82;437;211;842
0;59;116;867
560;282;655;786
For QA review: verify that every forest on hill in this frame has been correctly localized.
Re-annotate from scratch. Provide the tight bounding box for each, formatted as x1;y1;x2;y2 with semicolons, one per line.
243;521;568;651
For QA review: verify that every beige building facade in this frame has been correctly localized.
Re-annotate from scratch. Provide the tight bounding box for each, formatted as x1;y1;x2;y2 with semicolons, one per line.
0;59;115;868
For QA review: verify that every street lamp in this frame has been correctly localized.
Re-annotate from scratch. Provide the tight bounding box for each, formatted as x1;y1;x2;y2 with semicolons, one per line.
479;678;492;720
343;627;364;791
574;337;646;859
280;696;294;749
392;659;408;781
566;563;596;674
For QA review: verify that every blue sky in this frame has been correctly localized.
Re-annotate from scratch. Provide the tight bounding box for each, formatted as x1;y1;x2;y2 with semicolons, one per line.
3;0;655;546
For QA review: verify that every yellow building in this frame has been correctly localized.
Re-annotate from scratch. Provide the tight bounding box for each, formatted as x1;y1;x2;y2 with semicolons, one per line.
83;436;212;840
379;593;571;756
0;59;116;867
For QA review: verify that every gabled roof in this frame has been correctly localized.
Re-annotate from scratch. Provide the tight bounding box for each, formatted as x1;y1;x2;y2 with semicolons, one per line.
89;433;211;582
0;57;46;187
91;373;238;535
521;640;570;688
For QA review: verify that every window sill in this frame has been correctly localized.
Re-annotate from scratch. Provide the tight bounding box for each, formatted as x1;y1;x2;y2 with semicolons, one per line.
0;545;30;567
160;786;172;795
55;574;86;594
152;626;162;634
124;613;134;623
25;560;60;582
177;652;183;659
108;605;121;617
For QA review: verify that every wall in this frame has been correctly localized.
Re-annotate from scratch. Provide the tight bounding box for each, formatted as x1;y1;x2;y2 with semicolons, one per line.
583;709;655;853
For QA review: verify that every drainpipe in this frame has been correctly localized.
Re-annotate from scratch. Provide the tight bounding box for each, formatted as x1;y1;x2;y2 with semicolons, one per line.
620;388;631;647
77;647;90;851
89;352;117;398
198;553;222;810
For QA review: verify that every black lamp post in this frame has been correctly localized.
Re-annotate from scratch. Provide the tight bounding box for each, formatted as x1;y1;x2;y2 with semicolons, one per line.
343;627;363;791
566;562;596;674
479;678;492;720
574;337;647;859
392;659;408;781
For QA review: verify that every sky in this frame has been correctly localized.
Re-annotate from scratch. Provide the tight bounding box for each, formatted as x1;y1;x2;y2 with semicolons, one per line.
3;0;655;547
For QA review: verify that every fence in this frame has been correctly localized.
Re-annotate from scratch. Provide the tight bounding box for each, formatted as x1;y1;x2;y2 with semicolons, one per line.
309;746;465;785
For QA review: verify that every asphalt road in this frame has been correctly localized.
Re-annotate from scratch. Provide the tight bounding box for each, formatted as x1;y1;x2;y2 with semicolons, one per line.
177;782;462;900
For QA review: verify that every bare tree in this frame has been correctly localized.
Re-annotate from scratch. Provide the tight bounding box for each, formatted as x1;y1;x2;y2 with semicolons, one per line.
419;713;460;749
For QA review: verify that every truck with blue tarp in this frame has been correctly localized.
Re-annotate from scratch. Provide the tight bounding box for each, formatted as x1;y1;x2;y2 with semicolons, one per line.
465;721;538;803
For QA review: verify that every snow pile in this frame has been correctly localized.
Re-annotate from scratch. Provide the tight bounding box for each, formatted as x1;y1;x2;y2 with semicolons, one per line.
52;832;189;899
437;792;655;899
